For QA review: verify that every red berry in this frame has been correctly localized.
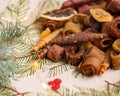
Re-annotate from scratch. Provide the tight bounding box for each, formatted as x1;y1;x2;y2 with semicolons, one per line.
51;84;60;90
48;81;54;85
53;78;62;85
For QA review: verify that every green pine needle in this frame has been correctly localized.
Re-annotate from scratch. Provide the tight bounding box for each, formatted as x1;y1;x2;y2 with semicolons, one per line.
0;21;41;87
58;87;80;96
44;60;75;78
5;0;29;21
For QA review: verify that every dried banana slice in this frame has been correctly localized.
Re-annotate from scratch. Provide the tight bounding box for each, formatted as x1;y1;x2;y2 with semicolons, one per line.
90;8;113;22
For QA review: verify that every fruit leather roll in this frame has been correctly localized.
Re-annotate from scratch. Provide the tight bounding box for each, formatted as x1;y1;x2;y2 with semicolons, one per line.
63;21;82;35
112;39;120;53
43;20;65;31
61;0;96;9
110;50;120;70
92;37;113;50
71;0;96;6
105;0;120;13
78;46;105;77
99;49;111;75
110;16;120;38
110;39;120;70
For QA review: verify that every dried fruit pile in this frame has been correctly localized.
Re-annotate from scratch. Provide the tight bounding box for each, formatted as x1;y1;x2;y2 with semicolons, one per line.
33;0;120;77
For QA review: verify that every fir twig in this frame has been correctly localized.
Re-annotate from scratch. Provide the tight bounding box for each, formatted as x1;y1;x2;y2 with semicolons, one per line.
72;67;81;78
0;86;30;96
45;61;75;78
105;80;120;87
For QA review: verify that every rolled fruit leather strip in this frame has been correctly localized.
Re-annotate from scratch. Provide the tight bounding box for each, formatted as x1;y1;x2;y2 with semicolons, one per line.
61;1;77;9
65;44;85;66
42;20;65;31
110;16;120;38
47;44;65;62
105;0;120;14
63;21;83;35
78;4;90;14
92;37;113;50
101;22;111;36
110;50;120;70
112;38;120;53
70;13;87;24
99;49;111;75
61;0;96;9
78;46;105;77
83;15;100;30
71;0;96;7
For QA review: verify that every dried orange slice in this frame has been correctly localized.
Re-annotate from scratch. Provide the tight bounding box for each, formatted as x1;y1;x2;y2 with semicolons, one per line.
40;8;77;21
90;8;113;22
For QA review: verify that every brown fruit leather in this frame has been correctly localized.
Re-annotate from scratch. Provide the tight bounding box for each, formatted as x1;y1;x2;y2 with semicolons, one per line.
78;46;105;77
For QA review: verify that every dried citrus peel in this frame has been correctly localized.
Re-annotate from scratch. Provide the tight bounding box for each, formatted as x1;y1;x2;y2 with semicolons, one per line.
40;28;52;39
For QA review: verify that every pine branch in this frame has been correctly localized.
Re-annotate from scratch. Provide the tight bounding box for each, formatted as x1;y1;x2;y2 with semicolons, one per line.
0;21;40;87
39;0;61;15
5;0;29;21
0;86;30;96
57;86;80;96
73;80;120;96
105;80;120;96
43;60;75;78
0;22;25;45
19;24;40;46
75;86;108;96
19;58;47;77
72;67;81;78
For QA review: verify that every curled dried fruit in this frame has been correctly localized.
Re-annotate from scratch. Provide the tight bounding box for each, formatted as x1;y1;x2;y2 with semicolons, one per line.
42;20;59;31
70;13;87;24
99;50;111;75
71;0;96;8
47;44;65;62
110;50;120;70
93;37;113;50
90;8;113;22
78;46;105;77
110;16;120;38
78;4;90;14
105;0;120;13
112;39;120;53
83;15;100;30
40;28;51;39
65;45;85;65
63;21;82;35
